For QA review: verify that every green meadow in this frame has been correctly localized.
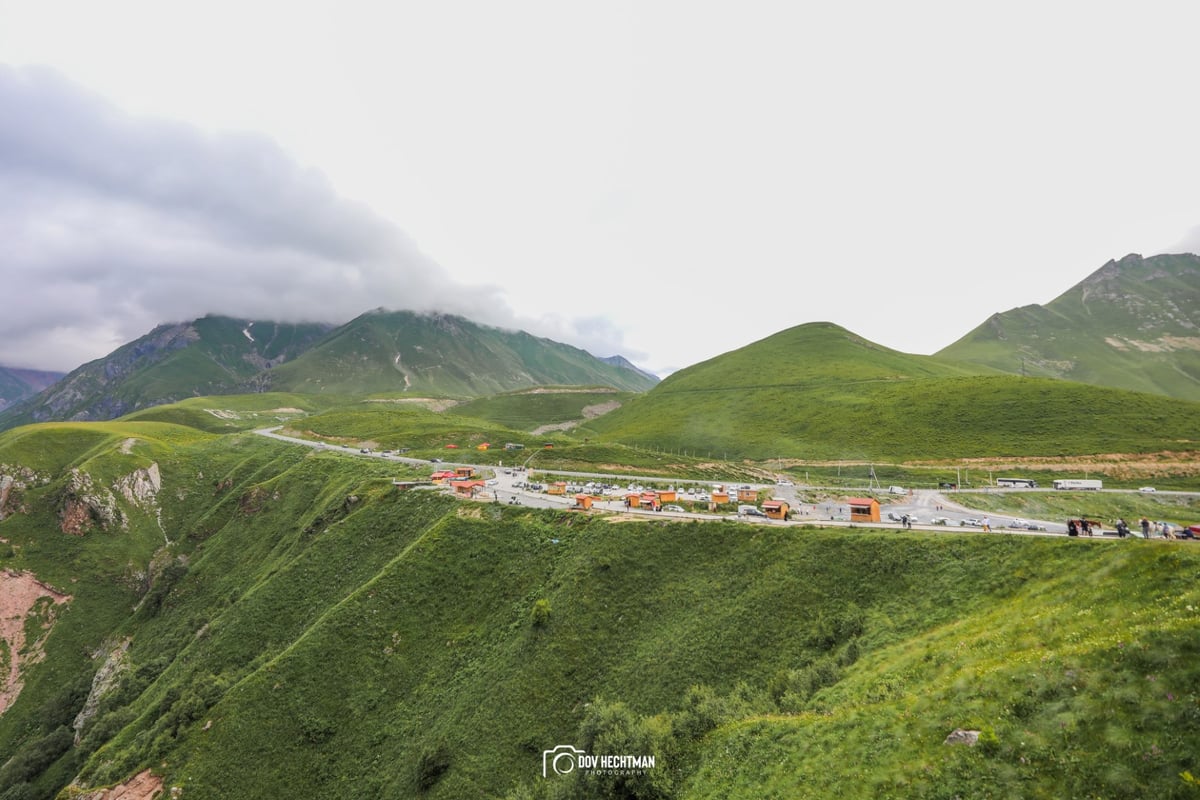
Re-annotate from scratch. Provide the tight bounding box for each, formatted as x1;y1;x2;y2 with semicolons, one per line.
1;421;1198;799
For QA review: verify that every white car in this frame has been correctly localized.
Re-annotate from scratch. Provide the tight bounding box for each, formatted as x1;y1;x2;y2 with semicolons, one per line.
776;479;794;487
1139;486;1157;493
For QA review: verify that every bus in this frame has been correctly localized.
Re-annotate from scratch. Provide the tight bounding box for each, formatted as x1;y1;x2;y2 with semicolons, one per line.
996;477;1037;488
1052;479;1103;491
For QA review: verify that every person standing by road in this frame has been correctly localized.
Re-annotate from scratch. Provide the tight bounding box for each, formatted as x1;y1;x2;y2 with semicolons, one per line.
982;516;991;532
1141;517;1150;538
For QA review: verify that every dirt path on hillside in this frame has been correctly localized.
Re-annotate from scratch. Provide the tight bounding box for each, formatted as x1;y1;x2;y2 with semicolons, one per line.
0;570;71;715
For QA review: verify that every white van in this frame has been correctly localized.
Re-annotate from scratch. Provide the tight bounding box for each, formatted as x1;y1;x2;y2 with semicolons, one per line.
889;486;906;495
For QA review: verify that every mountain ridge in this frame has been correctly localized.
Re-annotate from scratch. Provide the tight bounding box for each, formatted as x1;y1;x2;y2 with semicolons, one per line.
0;366;63;412
937;252;1200;397
0;310;658;431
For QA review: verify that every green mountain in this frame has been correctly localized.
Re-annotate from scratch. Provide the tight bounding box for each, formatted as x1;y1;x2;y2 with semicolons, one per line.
0;421;1197;799
583;321;1200;460
0;366;63;412
0;311;655;432
937;252;1200;398
0;317;331;430
264;309;659;396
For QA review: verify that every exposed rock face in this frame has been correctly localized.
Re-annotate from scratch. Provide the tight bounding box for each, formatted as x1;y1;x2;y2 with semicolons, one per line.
73;638;132;740
56;464;163;535
115;463;162;509
59;469;121;535
0;463;47;520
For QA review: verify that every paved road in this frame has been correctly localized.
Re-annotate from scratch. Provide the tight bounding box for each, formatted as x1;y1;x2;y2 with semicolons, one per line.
252;427;1163;540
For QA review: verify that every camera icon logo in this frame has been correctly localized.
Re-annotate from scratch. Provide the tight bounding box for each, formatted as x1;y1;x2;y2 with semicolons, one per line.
542;744;586;777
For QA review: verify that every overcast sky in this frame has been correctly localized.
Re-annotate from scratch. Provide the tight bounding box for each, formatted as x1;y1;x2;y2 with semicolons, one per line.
2;1;1199;374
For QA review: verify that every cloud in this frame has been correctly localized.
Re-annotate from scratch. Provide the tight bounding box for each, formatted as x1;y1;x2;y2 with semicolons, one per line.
0;65;633;371
1167;224;1200;257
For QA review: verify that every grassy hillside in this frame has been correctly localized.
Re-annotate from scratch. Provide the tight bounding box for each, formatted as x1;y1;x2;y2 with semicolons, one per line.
448;387;633;431
585;323;1200;461
2;424;1199;799
265;310;658;396
938;253;1200;399
118;393;352;434
0;317;330;431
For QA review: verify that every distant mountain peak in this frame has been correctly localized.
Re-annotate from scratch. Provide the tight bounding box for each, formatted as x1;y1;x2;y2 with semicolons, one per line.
938;252;1200;398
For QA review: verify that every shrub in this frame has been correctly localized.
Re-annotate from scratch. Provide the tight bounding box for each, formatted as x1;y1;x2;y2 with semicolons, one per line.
530;598;552;627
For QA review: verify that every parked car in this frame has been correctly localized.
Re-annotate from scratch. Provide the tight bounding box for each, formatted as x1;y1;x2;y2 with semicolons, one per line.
662;504;685;513
776;479;795;487
930;516;949;525
738;505;768;518
1139;486;1157;493
960;518;984;527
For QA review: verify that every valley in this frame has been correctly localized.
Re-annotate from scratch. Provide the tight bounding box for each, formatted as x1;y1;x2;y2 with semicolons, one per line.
0;251;1198;799
0;386;1198;799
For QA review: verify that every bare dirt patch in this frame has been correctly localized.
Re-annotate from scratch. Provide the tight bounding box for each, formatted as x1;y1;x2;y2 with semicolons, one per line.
0;570;71;715
366;397;460;412
73;769;164;800
530;401;624;436
517;387;619;395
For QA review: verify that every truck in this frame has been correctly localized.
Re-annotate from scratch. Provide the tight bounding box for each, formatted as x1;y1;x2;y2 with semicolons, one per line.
1052;479;1102;491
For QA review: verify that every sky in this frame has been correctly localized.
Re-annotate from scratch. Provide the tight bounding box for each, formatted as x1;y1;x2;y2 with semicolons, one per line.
2;1;1199;375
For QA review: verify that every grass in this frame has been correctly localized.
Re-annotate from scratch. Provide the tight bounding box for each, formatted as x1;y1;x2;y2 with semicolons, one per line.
1;422;1199;799
448;387;633;431
938;253;1200;400
586;373;1200;462
119;393;352;433
579;321;1200;461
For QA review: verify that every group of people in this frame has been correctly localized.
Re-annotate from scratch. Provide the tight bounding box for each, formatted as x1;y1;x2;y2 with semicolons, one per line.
1136;516;1179;539
1069;516;1179;539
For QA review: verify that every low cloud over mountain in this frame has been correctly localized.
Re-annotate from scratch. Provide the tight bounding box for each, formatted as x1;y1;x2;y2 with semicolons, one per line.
0;66;633;371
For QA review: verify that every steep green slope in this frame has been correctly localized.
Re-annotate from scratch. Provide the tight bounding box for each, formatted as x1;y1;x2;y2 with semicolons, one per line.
264;309;659;396
0;316;331;430
585;322;1200;460
938;252;1200;398
2;424;1198;800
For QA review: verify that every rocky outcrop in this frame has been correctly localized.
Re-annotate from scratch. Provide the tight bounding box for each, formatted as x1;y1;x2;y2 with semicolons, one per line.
943;729;980;746
0;463;48;520
115;463;162;509
58;469;121;535
73;638;132;740
56;464;163;536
